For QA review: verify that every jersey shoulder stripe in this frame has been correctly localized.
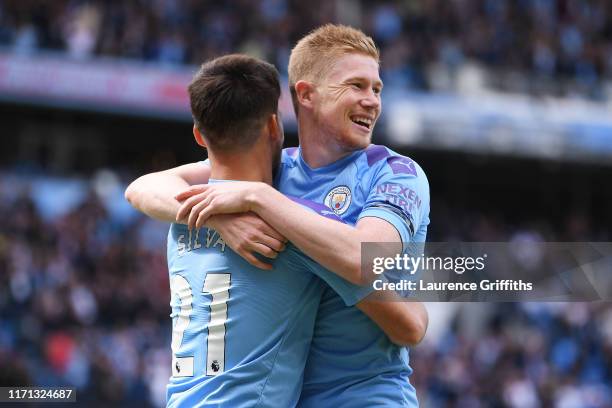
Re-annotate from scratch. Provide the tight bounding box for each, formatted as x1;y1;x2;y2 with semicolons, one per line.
288;196;345;222
364;144;391;167
363;144;420;178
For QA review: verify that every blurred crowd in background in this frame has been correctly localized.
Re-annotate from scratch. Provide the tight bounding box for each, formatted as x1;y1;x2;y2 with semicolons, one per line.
1;0;612;406
2;0;612;99
415;302;612;407
0;174;171;406
0;172;610;407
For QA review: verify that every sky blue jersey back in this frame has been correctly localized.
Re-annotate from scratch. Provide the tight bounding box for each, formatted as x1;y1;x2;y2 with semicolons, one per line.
166;186;370;407
275;145;430;408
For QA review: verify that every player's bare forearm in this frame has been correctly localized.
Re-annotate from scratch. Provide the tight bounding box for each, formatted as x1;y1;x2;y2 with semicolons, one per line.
205;213;287;270
251;185;428;345
175;182;401;283
147;175;288;267
125;163;211;223
248;188;429;346
357;298;428;346
248;186;427;344
175;181;425;344
125;172;188;222
246;184;400;284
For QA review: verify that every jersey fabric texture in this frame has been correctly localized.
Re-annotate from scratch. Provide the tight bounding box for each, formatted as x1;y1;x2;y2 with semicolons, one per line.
165;182;370;408
275;145;430;408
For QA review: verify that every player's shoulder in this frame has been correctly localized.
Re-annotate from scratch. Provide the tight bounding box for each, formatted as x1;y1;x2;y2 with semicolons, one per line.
357;144;427;181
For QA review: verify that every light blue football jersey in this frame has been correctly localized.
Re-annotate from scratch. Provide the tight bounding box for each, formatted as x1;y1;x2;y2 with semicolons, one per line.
274;145;430;408
165;182;371;408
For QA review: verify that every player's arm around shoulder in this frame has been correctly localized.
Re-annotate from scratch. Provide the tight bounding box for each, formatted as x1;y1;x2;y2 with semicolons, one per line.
357;297;428;347
352;217;429;347
359;152;430;239
354;152;430;346
126;166;287;267
125;162;211;222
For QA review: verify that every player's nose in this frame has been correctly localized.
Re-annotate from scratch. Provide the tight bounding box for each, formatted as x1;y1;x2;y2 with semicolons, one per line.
360;90;380;110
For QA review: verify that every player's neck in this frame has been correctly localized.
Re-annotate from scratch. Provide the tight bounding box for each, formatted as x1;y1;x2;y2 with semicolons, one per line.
298;121;351;168
300;142;352;169
208;150;273;185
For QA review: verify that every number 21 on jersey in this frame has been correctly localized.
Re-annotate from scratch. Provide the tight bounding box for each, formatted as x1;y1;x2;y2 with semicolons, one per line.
170;273;231;377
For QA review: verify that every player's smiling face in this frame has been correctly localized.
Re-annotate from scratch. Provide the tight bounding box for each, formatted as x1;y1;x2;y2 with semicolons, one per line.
313;53;382;152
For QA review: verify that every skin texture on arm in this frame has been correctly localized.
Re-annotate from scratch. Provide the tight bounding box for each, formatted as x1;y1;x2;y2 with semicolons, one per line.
357;297;428;346
176;182;394;284
125;164;286;268
125;163;211;223
175;181;429;346
205;213;286;270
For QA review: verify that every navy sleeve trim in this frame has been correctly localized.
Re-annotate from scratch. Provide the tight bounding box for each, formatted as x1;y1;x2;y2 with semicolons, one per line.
366;201;415;237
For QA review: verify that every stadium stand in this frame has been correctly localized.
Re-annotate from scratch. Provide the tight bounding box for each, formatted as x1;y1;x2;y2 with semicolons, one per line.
0;1;611;406
2;0;612;98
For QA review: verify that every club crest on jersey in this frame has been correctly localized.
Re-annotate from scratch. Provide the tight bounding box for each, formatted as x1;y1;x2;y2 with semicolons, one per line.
325;185;352;215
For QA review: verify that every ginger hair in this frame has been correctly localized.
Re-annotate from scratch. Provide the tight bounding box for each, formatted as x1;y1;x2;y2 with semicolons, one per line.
288;24;379;115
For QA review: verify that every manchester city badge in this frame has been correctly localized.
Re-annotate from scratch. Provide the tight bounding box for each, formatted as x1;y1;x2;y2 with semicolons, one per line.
324;185;352;215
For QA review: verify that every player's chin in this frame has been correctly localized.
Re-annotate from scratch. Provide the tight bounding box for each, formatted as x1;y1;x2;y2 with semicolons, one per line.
348;131;372;150
338;127;372;151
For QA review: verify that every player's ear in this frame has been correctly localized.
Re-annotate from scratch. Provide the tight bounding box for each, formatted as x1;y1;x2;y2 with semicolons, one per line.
267;113;283;143
193;125;207;148
295;80;315;110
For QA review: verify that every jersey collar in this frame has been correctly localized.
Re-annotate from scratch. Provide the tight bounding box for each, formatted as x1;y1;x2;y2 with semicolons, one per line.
295;147;363;176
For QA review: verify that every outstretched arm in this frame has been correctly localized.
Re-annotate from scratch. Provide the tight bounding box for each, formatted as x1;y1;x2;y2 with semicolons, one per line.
176;182;398;284
125;163;211;223
125;164;286;269
176;181;429;346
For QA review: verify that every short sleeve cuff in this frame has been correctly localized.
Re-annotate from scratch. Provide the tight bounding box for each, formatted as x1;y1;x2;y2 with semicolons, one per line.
358;207;412;245
341;284;374;306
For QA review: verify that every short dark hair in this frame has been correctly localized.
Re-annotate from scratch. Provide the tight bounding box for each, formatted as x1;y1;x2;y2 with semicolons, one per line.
188;54;281;151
